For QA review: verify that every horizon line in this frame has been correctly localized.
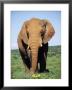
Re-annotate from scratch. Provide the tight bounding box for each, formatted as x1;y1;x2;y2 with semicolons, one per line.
11;45;61;50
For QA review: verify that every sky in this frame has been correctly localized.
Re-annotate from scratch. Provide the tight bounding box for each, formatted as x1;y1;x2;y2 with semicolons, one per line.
11;11;61;49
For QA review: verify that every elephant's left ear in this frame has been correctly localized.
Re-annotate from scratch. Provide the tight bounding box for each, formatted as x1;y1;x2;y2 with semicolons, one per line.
43;20;55;44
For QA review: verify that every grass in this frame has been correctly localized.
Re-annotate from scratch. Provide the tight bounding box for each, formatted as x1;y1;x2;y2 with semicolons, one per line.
11;46;61;79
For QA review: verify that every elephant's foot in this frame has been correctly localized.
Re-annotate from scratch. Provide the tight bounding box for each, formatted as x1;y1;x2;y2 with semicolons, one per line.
38;69;49;73
30;68;35;74
44;69;49;73
24;65;30;73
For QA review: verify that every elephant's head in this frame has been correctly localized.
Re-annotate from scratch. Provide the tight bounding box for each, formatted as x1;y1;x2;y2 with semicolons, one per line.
22;18;55;73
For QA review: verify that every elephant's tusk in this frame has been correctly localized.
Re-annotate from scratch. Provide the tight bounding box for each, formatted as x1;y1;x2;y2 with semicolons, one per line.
41;44;42;47
27;46;29;49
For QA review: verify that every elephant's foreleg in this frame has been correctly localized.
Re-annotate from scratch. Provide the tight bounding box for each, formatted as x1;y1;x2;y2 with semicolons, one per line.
38;46;45;72
38;43;49;72
40;56;46;72
18;39;31;70
19;48;31;69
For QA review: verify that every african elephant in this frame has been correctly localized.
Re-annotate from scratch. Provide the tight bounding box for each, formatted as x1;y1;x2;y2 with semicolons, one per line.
17;18;55;74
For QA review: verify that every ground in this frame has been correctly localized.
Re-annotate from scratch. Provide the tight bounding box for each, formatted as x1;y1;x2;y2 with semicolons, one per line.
11;46;61;79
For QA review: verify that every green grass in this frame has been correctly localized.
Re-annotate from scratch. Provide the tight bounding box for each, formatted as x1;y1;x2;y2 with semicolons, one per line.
11;46;61;79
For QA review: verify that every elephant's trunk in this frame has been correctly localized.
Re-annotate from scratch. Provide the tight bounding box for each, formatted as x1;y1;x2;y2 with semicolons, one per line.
29;40;39;73
28;35;42;73
30;47;38;73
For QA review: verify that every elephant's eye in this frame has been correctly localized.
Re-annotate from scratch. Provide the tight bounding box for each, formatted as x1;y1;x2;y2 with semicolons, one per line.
43;24;46;29
40;30;45;37
26;31;29;39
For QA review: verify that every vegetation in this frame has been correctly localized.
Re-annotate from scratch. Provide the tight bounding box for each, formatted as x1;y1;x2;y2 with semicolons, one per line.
11;45;61;79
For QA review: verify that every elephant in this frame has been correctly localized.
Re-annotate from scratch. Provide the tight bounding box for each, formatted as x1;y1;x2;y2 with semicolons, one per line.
17;18;55;74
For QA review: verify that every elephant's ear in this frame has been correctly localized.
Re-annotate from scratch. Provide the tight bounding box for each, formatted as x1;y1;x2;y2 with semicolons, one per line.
20;21;29;44
43;20;55;44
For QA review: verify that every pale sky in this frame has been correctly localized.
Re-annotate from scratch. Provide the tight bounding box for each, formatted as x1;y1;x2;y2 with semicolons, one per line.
11;11;61;49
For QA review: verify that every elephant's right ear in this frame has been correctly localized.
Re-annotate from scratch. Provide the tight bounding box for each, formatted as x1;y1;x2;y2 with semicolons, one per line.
20;21;29;44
